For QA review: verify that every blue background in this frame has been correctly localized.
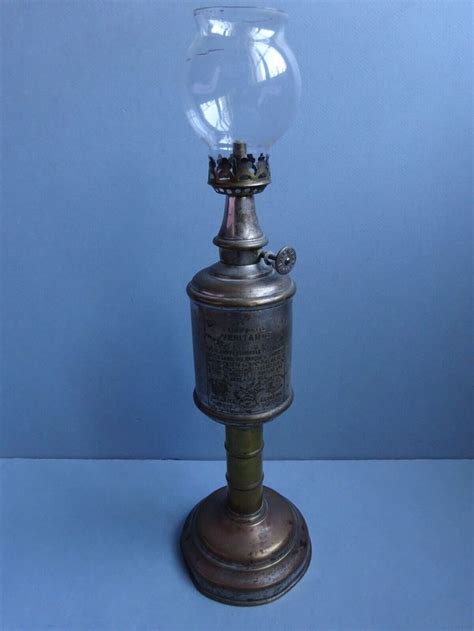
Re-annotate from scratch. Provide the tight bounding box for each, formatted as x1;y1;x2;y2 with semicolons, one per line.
1;0;472;459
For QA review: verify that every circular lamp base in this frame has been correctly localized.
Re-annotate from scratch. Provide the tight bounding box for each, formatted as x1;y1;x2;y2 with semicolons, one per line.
180;486;311;606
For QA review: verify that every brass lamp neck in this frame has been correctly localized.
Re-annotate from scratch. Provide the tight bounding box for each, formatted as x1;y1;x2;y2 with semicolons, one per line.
213;195;268;265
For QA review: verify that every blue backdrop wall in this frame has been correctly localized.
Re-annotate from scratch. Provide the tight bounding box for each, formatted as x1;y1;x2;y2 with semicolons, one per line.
1;1;472;459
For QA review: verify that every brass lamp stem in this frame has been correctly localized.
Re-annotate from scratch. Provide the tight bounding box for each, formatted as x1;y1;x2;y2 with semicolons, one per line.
225;426;264;515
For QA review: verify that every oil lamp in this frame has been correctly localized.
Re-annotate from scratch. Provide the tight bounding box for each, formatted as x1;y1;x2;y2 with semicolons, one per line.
180;6;311;605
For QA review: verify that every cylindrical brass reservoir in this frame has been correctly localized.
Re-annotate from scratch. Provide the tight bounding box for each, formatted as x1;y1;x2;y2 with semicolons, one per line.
188;259;296;426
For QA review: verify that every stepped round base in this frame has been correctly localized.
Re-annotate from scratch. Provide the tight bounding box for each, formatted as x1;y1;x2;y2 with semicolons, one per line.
180;486;311;606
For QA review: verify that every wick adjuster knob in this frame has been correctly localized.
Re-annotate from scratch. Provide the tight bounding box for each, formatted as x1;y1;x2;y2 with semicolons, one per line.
262;246;297;275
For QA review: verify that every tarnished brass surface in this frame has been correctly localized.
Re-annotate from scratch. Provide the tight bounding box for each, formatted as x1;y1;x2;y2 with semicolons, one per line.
181;485;311;606
190;300;293;425
226;426;264;514
208;141;271;196
181;415;311;605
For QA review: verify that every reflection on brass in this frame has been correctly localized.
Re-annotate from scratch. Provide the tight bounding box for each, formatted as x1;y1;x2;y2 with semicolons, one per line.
181;156;311;606
208;141;271;196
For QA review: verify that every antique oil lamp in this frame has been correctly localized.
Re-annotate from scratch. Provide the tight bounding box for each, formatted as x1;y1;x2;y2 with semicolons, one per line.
180;6;311;605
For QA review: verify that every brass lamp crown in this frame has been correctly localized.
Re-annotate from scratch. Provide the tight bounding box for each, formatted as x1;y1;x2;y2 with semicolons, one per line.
208;142;271;196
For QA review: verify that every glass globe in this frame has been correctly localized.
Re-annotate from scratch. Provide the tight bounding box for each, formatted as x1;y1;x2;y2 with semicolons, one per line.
184;6;301;157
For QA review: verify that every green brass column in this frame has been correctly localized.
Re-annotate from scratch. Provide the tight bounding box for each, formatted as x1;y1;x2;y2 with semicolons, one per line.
225;426;264;515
